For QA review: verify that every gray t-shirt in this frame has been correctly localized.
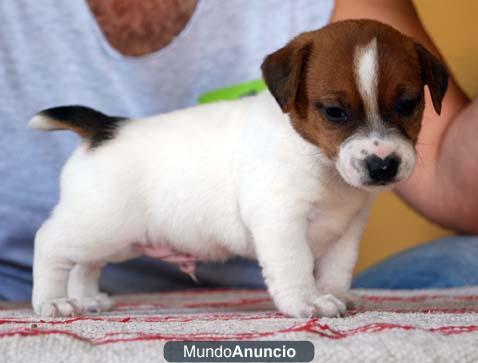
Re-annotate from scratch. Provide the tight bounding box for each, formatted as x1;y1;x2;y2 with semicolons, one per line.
0;0;333;299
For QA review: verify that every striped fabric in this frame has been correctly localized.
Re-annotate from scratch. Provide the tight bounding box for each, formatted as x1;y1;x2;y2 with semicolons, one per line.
1;287;478;362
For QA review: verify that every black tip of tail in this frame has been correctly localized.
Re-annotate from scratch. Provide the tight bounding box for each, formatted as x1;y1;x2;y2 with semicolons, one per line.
39;105;127;148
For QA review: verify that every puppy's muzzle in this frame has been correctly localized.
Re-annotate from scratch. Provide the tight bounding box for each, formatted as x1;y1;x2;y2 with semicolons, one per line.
365;153;400;184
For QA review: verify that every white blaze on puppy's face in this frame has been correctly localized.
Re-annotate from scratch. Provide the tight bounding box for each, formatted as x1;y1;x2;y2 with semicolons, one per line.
335;38;417;190
355;38;380;127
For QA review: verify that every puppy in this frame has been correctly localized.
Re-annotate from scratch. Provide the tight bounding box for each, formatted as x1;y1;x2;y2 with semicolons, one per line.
29;19;448;318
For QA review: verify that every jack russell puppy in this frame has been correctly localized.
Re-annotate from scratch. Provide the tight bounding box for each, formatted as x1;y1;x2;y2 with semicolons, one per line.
29;19;448;318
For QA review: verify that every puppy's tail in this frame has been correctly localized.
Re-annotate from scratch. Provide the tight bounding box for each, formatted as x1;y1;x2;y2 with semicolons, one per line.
28;106;127;147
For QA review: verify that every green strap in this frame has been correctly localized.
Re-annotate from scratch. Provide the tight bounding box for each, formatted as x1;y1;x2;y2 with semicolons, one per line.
198;79;266;104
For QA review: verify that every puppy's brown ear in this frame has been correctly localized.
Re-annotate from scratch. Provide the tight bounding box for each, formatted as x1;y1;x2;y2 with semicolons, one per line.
261;38;311;114
415;43;448;115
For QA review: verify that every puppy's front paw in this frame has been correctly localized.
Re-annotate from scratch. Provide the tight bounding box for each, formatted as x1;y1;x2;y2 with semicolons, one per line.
312;294;346;317
275;291;347;318
316;285;357;310
334;291;358;310
77;293;114;313
35;298;81;317
274;292;318;318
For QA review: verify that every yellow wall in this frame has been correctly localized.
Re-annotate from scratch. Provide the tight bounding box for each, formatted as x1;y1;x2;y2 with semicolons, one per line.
355;0;478;273
414;0;478;97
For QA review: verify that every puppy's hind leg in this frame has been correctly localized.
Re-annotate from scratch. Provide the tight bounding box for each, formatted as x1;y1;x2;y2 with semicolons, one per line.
68;263;114;314
32;222;78;317
32;215;108;317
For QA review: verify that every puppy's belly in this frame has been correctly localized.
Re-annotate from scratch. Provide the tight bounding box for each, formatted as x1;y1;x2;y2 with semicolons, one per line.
133;240;234;262
142;196;255;260
106;237;239;273
104;212;254;267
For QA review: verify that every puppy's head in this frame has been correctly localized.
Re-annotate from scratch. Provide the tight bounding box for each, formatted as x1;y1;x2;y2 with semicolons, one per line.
261;20;448;190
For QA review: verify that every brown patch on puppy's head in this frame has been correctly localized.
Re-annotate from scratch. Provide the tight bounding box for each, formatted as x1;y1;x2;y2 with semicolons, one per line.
261;19;448;189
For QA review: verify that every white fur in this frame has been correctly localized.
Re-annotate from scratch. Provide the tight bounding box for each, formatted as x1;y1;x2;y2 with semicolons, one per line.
28;115;60;131
355;38;380;127
30;90;375;318
336;131;416;189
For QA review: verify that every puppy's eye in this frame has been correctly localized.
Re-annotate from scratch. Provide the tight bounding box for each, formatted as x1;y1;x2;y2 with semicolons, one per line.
396;98;418;117
321;106;348;123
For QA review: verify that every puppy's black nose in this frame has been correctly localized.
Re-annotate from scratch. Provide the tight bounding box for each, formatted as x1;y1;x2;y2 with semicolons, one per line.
366;154;400;183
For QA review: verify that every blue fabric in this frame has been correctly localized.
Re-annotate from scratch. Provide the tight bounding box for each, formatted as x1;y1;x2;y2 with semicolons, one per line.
0;257;266;301
5;235;478;300
0;260;33;301
353;236;478;289
100;257;266;296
